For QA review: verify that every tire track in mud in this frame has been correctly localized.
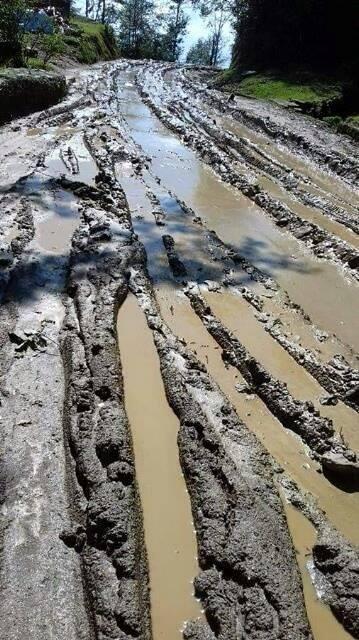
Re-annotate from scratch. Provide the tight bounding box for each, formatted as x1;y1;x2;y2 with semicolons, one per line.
179;69;359;186
161;80;359;240
198;98;359;217
1;61;359;640
117;67;359;349
58;170;312;640
137;72;359;281
104;87;359;637
88;124;330;636
111;118;359;421
109;135;359;638
138;176;359;476
118;293;202;640
185;289;358;482
59;175;151;640
129;266;312;640
105;85;359;481
0;180;91;639
55;66;359;640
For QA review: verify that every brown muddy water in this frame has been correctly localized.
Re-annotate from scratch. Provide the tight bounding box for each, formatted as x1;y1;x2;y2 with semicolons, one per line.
115;119;359;548
155;286;359;640
205;291;359;452
117;294;202;640
116;159;358;635
211;110;359;213
157;289;359;547
283;501;354;640
118;72;359;352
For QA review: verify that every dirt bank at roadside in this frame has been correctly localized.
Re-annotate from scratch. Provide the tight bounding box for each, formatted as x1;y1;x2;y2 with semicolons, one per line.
0;68;67;124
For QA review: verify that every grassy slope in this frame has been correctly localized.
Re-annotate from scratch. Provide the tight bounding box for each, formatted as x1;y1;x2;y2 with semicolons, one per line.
64;16;119;64
214;69;358;138
1;16;118;71
215;69;341;104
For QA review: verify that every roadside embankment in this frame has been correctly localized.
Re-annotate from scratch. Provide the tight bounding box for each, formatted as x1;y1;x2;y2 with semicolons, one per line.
0;68;67;124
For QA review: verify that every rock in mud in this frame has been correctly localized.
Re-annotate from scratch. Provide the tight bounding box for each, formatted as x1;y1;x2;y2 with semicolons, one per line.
321;451;359;483
162;234;187;278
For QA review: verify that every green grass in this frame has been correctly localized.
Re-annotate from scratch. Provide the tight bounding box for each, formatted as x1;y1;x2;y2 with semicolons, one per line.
214;69;341;104
27;57;50;71
1;16;118;69
66;16;119;64
71;17;105;36
346;114;359;125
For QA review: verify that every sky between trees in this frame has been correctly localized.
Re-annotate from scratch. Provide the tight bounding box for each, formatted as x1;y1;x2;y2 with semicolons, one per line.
74;0;234;65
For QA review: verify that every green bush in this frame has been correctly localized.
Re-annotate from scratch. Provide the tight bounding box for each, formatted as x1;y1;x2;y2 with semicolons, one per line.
0;0;29;65
323;115;343;128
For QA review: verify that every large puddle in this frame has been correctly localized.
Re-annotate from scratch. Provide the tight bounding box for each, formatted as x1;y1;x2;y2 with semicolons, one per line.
117;72;359;352
117;294;201;640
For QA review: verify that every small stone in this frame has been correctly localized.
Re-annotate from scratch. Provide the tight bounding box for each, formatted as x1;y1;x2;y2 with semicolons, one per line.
319;395;338;406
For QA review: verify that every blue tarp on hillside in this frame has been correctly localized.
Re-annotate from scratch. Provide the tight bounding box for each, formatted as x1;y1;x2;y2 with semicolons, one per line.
22;11;54;34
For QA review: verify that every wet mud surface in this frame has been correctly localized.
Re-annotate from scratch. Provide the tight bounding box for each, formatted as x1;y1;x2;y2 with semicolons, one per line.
0;60;358;640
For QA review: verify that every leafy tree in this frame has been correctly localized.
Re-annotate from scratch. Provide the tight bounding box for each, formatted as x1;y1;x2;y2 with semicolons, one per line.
0;1;28;42
117;0;162;59
191;0;230;67
0;0;32;65
230;0;358;75
186;37;212;65
163;0;189;62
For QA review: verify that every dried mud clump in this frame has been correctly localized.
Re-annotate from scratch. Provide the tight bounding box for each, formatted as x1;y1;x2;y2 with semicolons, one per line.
162;234;188;277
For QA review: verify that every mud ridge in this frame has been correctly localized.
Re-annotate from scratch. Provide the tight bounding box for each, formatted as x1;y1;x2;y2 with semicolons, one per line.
162;234;187;278
313;530;359;638
154;197;359;415
59;175;151;640
266;325;359;412
137;75;359;279
129;264;312;640
181;70;359;185
178;104;359;236
280;477;359;639
185;288;359;483
0;191;35;301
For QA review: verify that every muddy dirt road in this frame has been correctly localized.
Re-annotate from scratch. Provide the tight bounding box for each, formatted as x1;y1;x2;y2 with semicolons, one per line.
0;61;358;640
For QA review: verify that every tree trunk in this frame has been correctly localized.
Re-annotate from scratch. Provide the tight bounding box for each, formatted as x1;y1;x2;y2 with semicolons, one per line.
172;2;181;61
